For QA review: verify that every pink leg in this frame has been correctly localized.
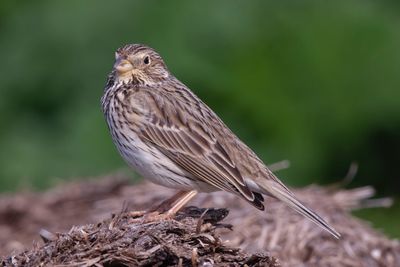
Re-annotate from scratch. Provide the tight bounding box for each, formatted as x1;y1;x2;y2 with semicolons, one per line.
129;190;198;223
149;190;192;213
166;190;198;216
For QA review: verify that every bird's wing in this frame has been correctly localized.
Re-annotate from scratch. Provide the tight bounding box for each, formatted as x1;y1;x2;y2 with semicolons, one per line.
135;90;263;209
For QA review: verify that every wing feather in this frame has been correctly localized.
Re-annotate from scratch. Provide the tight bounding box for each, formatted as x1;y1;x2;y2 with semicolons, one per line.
137;93;257;203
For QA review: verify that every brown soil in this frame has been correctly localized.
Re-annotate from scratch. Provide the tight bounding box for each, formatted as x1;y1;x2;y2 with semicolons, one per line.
2;206;277;266
0;174;399;266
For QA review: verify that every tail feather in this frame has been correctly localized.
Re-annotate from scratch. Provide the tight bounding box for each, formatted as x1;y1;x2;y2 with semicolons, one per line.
258;179;341;239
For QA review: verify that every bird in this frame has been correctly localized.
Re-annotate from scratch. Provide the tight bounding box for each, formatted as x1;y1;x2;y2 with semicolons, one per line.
101;44;340;239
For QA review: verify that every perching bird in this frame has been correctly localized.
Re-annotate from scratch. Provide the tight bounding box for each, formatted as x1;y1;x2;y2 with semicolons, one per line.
101;44;340;239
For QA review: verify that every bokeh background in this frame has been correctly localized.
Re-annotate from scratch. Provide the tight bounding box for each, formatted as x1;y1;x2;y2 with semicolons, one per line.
0;0;399;236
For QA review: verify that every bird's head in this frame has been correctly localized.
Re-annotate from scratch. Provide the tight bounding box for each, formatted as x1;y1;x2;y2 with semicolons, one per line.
112;44;170;85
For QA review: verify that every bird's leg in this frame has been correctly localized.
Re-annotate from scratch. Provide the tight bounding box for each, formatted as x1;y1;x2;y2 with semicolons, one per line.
166;190;198;216
129;190;188;218
129;190;198;223
149;190;191;213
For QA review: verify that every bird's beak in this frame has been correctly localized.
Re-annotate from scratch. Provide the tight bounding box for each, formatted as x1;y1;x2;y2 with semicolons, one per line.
114;58;134;74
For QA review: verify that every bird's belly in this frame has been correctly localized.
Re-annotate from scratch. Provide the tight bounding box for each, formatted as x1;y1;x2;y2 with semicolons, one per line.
112;130;200;190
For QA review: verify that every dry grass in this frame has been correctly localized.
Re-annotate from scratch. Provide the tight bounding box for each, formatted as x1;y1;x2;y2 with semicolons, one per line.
3;207;277;266
0;174;399;266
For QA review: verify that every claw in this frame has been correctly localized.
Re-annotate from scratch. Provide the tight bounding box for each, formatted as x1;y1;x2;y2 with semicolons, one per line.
128;190;198;224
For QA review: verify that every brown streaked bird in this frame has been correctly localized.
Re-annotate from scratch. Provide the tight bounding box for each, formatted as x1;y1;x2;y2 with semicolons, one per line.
101;44;340;239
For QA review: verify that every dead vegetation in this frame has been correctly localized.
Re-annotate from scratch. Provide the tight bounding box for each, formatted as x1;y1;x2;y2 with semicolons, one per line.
0;174;399;266
2;207;277;266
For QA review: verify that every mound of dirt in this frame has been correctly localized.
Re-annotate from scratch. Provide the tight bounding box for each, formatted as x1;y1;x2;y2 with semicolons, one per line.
0;174;399;266
2;207;278;266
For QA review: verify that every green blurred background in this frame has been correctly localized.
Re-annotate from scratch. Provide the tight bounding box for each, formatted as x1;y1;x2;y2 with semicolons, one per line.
0;0;399;236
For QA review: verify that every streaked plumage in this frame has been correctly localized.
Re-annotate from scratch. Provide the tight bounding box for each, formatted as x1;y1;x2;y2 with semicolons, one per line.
101;44;340;238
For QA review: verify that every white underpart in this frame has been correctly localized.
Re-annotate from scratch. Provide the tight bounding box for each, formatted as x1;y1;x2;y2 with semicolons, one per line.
106;85;215;192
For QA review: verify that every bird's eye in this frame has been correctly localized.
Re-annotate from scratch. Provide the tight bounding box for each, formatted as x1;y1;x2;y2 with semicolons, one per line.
143;56;150;65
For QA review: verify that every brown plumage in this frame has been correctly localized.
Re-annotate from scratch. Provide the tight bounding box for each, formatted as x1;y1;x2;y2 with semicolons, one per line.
101;44;340;238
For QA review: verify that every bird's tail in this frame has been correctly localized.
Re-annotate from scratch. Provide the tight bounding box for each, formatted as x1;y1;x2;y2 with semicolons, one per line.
256;178;341;239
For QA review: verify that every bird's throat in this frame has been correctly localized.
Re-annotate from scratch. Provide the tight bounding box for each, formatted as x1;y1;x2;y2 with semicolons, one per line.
116;69;138;84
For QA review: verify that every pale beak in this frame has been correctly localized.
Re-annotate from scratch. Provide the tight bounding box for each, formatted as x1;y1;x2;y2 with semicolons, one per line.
114;58;133;74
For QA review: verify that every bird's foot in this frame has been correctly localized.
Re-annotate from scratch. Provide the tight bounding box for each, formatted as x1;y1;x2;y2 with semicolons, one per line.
128;190;198;224
128;210;148;218
128;210;175;224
